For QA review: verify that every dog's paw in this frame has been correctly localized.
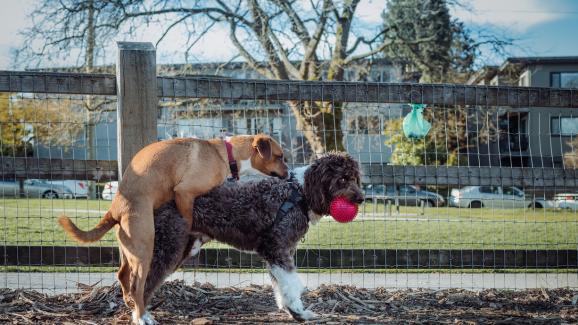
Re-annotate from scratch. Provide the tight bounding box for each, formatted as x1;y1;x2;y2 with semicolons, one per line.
300;309;318;321
285;307;318;322
132;311;158;325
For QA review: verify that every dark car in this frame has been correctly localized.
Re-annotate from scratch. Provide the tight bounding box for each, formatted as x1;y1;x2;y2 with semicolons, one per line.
363;184;445;207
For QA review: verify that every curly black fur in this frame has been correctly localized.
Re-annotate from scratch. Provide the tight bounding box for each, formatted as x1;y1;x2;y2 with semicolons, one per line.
303;151;363;215
145;201;192;300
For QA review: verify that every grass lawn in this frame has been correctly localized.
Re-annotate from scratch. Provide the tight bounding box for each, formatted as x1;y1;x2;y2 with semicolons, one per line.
0;198;576;249
1;265;575;273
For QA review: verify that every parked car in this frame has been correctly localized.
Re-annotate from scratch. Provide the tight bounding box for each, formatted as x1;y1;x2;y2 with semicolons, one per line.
0;179;74;199
101;181;118;200
449;186;534;209
46;180;89;198
363;184;445;207
554;193;578;210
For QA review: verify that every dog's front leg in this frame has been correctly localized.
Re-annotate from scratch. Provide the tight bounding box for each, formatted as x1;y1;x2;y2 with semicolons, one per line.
175;189;196;229
268;264;317;322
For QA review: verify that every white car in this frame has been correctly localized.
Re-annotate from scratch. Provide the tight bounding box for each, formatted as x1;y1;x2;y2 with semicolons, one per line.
555;193;578;210
47;180;89;198
0;179;74;199
101;181;118;200
449;186;531;209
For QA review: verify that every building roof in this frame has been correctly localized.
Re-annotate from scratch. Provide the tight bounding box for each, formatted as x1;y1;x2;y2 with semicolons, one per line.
467;65;498;85
500;56;578;71
28;58;399;75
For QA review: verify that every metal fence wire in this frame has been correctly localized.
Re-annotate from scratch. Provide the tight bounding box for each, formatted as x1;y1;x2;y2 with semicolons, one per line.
0;70;577;292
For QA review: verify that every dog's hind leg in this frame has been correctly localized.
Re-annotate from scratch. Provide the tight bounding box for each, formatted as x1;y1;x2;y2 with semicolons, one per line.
117;249;132;307
118;212;156;325
268;263;317;322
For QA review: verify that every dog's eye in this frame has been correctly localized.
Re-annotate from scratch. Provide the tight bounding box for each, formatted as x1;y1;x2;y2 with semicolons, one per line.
339;178;346;184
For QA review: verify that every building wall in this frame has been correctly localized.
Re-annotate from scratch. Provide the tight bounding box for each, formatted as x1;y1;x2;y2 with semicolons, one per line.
33;61;404;163
34;112;117;161
470;62;578;167
525;64;578;166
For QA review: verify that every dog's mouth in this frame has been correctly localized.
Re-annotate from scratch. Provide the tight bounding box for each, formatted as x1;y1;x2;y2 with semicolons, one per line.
335;192;365;204
343;196;364;204
270;171;287;179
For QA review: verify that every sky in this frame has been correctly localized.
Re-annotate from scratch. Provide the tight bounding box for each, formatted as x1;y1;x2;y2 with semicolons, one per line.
1;0;578;70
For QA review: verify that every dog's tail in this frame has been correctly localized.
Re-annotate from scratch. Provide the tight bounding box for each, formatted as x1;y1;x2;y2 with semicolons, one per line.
58;211;117;243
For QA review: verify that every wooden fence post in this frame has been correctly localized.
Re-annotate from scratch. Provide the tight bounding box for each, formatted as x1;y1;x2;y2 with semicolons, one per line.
116;42;158;180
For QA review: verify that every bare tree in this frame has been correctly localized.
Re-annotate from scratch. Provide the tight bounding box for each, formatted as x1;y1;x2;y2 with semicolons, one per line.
17;0;512;156
16;0;122;197
90;0;448;153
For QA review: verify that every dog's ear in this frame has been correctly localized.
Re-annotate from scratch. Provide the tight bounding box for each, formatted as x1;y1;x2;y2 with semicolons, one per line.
303;161;328;215
253;135;272;160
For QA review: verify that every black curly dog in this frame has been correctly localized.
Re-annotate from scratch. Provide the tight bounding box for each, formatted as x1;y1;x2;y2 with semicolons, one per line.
144;152;363;322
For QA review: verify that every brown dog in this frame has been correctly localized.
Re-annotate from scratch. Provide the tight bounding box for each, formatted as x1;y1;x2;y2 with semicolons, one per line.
58;134;288;325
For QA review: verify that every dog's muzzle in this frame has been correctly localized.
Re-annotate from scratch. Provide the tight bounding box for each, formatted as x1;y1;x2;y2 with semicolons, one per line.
270;171;288;179
353;194;365;204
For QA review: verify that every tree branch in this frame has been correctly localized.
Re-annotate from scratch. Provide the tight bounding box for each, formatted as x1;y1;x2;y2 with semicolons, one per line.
120;6;253;27
300;0;331;78
346;28;389;56
345;32;439;65
247;0;288;79
227;21;274;79
268;29;302;79
156;14;192;47
270;0;310;45
327;0;360;80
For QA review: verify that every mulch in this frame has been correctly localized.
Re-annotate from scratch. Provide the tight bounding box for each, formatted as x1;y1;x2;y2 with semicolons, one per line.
0;280;576;324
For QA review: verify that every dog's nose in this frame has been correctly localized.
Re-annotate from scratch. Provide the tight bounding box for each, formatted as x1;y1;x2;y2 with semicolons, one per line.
355;195;365;204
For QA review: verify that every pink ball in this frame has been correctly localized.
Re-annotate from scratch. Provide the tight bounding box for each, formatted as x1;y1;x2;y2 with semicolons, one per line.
329;197;358;223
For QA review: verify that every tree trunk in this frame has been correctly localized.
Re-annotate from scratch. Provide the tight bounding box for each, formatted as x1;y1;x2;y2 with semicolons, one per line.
85;0;97;199
288;101;344;158
85;106;97;199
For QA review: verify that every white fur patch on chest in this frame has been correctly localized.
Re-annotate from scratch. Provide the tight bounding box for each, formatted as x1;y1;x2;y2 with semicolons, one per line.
238;158;268;177
291;166;309;186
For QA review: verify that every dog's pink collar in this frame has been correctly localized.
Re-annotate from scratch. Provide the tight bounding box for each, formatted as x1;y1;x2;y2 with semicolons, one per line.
224;140;239;180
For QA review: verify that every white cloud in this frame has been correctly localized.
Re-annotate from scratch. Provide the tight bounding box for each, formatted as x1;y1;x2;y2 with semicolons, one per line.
0;0;32;46
0;0;33;69
114;19;237;64
452;0;563;32
0;0;568;69
356;0;386;24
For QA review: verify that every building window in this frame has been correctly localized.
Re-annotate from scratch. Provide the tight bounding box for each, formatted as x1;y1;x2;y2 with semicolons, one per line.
347;115;382;134
245;117;282;135
551;72;578;88
551;116;578;136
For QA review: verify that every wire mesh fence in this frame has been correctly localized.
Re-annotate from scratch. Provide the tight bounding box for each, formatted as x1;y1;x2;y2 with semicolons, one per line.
0;69;577;292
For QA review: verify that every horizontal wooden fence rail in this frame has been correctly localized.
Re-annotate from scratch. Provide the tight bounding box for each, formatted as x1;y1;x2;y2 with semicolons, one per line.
0;157;118;181
0;71;117;96
157;77;578;108
0;157;576;188
361;164;578;187
2;246;575;269
1;71;577;108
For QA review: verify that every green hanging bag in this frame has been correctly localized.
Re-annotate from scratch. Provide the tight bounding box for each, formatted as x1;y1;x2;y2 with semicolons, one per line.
402;104;431;139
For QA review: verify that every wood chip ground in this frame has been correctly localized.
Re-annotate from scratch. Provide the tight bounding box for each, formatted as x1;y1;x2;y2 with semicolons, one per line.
0;280;576;324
